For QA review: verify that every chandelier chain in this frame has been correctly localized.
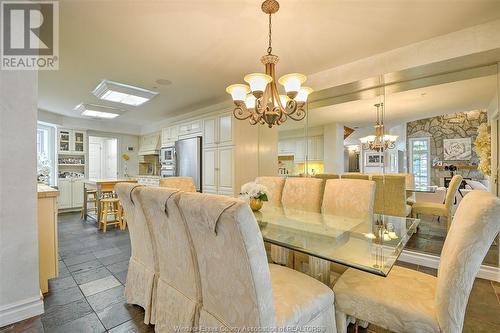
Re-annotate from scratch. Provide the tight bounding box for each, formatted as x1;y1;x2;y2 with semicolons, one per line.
267;14;272;55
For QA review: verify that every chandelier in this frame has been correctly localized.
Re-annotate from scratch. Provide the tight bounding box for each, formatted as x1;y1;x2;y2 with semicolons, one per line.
225;0;313;128
359;103;398;151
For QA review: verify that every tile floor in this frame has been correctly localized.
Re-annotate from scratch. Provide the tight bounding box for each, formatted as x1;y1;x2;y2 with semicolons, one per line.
1;212;499;332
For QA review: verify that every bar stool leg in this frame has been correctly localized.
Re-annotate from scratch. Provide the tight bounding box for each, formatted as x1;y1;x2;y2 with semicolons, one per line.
102;203;108;233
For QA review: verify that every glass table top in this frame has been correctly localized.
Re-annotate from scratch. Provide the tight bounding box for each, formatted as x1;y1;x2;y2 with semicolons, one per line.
254;206;420;276
406;185;438;193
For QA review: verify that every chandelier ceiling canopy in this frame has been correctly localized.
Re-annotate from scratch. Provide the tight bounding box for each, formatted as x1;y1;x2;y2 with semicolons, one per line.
226;0;313;128
359;103;398;151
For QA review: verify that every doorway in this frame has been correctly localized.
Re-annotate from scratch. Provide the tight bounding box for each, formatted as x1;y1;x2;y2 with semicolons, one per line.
89;136;118;179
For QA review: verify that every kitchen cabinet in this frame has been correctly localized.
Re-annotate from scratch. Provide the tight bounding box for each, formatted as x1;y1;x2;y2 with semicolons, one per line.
278;136;324;162
278;139;296;155
139;133;160;155
178;120;202;136
202;147;218;194
161;125;178;147
58;129;86;154
58;178;84;210
307;136;324;161
203;114;233;148
202;146;234;195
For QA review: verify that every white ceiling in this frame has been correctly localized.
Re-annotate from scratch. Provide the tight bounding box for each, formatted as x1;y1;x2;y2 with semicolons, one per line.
39;0;500;128
279;74;498;132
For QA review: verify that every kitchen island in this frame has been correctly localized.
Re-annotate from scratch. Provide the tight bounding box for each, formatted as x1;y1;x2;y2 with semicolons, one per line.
83;178;138;222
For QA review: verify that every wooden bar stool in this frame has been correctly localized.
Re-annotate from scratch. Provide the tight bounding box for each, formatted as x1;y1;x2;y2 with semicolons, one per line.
81;189;98;218
99;197;122;232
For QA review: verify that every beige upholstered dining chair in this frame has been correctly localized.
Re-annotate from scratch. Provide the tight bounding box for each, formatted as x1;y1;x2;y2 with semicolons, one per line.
322;179;376;218
371;174;411;217
333;190;500;333
177;192;337;332
274;177;324;266
341;173;370;180
115;183;156;324
159;176;197;192
138;187;202;332
411;175;463;229
255;176;285;206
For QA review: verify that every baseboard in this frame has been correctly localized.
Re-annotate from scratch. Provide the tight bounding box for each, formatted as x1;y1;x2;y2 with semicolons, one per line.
399;250;500;282
0;293;44;327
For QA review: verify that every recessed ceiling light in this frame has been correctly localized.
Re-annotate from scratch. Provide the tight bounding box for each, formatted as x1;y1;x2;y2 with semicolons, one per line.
92;80;159;106
155;78;172;86
74;103;124;119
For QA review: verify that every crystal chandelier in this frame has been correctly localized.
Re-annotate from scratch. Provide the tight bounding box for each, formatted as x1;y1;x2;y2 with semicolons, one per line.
359;103;398;151
226;0;313;128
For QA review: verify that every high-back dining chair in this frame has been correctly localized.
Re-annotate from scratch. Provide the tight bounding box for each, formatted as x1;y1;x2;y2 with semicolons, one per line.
159;176;197;192
177;192;336;332
371;174;411;217
322;179;376;219
255;176;285;206
333;190;500;333
341;173;370;180
274;177;324;266
412;175;463;229
114;183;156;324
138;187;202;332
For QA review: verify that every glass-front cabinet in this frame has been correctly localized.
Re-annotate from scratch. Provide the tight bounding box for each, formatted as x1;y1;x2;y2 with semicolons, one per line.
58;129;86;154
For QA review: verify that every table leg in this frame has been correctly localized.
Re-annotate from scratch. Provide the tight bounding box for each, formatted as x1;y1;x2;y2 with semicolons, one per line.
83;186;88;221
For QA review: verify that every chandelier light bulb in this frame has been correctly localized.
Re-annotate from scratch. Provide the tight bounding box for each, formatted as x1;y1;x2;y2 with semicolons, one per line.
226;84;250;102
245;94;256;109
296;86;313;103
244;73;272;95
360;135;376;144
278;73;306;97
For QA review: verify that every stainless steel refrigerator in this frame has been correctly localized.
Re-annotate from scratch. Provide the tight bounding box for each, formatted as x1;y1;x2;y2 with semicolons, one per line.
175;136;202;192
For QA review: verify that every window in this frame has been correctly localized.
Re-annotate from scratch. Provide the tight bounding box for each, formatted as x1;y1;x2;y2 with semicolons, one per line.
409;138;431;187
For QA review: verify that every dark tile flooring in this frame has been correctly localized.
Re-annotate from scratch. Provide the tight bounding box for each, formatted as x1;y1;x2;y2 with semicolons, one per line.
1;212;499;332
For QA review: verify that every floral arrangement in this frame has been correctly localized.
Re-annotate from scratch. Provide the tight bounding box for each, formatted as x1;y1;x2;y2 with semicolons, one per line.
37;153;51;184
122;153;130;161
240;181;269;201
122;153;130;177
474;123;491;176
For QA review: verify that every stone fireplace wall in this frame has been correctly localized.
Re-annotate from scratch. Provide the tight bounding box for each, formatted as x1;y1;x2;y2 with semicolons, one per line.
406;110;488;186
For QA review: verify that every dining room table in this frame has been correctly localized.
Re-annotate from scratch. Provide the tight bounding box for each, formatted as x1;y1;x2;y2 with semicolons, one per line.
83;178;138;222
254;205;420;277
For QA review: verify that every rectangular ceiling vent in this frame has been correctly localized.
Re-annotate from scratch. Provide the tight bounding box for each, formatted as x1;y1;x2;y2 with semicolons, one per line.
92;79;159;106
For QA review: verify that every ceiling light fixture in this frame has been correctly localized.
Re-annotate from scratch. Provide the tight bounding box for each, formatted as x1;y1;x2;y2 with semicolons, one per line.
92;80;158;106
359;103;398;151
75;103;123;119
226;0;313;128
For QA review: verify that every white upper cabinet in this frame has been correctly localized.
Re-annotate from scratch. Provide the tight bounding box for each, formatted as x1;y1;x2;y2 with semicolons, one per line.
161;126;178;147
308;136;324;161
278;139;295;155
218;114;233;146
278;135;324;162
203;114;233;148
58;129;86;154
203;118;217;147
178;120;202;136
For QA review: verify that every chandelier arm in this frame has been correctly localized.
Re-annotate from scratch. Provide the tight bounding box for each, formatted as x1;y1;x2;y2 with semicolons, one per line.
286;101;307;121
232;105;253;121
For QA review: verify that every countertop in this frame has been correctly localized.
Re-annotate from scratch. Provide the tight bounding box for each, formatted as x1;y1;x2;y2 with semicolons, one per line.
84;178;138;185
136;175;160;178
37;183;59;198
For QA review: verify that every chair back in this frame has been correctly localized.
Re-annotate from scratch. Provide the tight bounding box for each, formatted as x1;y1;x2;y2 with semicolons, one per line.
138;187;202;330
159;176;197;192
314;173;340;180
177;192;276;329
435;191;500;333
371;174;408;217
341;173;370;180
322;179;375;219
114;183;155;322
444;175;463;212
281;177;324;212
255;176;285;206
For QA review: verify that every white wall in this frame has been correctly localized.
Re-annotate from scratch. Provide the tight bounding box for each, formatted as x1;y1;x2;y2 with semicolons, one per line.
323;123;345;173
0;71;43;325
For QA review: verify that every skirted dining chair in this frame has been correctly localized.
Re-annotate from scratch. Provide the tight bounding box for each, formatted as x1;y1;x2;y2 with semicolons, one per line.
341;173;370;180
138;187;202;332
302;179;376;286
255;176;286;206
159;176;197;192
333;190;500;333
274;177;324;266
411;175;463;229
371;174;412;217
115;183;156;325
177;192;337;332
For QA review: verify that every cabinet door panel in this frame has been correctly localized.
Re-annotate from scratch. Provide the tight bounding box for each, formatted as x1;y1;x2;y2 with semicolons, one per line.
295;139;306;162
72;180;84;207
218;147;234;193
161;128;169;146
58;180;72;209
203;118;217;147
218;115;233;145
203;148;217;189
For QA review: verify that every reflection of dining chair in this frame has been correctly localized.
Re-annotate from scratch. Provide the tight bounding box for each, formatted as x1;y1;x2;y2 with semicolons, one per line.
322;179;375;218
333;190;500;333
341;173;370;180
177;192;336;332
274;178;324;266
115;183;156;324
159;176;196;192
411;175;463;229
255;176;285;207
138;187;201;331
371;175;411;217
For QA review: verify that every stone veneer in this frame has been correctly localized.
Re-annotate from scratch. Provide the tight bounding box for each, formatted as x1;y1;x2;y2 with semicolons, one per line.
406;110;487;186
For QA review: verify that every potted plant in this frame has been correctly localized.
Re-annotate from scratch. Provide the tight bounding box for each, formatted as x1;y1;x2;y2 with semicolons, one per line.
240;181;269;211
